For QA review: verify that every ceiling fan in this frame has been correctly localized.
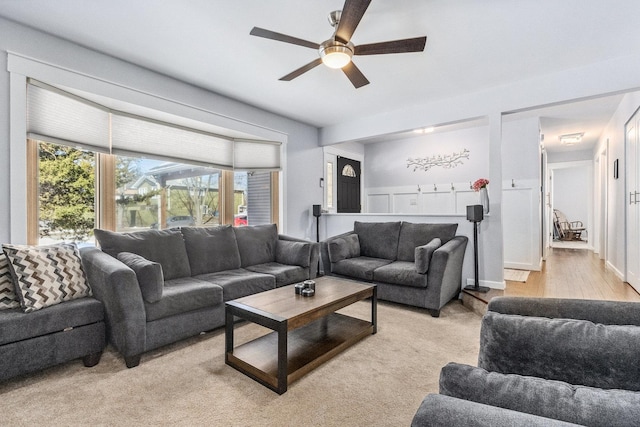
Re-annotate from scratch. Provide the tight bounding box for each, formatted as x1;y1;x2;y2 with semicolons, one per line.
249;0;427;88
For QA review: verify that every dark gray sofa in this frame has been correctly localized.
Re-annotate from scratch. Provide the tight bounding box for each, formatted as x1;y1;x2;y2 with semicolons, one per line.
320;221;468;317
81;224;319;368
412;297;640;426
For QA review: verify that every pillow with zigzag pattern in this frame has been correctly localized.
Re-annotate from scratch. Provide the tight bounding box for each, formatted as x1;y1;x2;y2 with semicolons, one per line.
2;243;91;313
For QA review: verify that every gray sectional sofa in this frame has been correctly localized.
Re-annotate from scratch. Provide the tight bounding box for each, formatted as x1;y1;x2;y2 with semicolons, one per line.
412;297;640;426
320;221;468;317
81;224;319;368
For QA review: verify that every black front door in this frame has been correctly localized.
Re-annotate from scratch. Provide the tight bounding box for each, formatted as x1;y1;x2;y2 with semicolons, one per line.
337;156;361;213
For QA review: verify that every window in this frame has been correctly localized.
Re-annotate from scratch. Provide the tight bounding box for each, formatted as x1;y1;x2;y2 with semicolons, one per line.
326;161;334;209
26;80;282;244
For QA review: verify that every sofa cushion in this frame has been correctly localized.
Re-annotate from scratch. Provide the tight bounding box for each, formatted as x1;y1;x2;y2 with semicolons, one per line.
195;269;276;301
415;238;442;274
0;296;103;346
3;243;92;313
181;225;241;275
373;261;428;288
332;256;393;281
0;252;20;310
328;234;360;263
439;362;640;427
354;221;401;260
397;222;458;262
479;312;640;391
233;224;278;267
144;277;223;322
95;228;191;280
117;252;164;304
275;240;311;267
246;262;309;287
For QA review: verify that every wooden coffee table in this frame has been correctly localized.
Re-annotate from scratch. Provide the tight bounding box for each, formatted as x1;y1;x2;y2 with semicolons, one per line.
225;276;377;394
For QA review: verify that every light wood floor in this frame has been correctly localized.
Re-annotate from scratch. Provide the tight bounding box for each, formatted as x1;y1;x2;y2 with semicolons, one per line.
468;247;640;304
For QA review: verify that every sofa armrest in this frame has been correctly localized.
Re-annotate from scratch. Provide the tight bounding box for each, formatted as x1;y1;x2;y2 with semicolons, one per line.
424;236;468;310
80;247;146;358
278;234;320;278
488;296;640;326
411;394;579;427
320;231;356;276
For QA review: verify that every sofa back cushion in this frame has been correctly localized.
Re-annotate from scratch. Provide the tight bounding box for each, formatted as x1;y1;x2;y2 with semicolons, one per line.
397;222;458;262
233;224;278;267
354;221;401;260
181;226;241;275
94;228;191;280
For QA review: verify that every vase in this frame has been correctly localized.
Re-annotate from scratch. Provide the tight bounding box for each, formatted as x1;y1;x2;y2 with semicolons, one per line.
479;187;489;214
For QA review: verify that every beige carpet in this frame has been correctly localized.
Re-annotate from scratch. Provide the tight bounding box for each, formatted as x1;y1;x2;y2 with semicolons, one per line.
504;268;530;282
0;301;481;426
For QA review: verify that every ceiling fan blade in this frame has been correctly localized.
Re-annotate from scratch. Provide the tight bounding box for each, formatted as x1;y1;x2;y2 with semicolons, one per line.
279;58;323;81
250;27;319;49
335;0;372;44
355;36;427;55
342;61;370;88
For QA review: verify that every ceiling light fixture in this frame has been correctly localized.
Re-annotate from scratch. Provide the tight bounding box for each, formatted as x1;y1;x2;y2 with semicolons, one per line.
413;127;435;134
559;132;584;145
319;40;353;69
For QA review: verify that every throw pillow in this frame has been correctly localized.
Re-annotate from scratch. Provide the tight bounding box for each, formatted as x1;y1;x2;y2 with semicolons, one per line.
414;238;442;274
2;243;92;313
0;252;20;310
276;240;311;267
117;252;164;303
328;234;360;263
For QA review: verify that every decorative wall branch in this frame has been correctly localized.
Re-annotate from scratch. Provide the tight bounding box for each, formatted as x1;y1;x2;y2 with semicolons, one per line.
407;148;470;172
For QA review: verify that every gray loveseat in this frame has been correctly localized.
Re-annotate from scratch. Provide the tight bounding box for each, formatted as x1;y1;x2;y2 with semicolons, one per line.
412;297;640;426
320;221;468;317
81;224;319;368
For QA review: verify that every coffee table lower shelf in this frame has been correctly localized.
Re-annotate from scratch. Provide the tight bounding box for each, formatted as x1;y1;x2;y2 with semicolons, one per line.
226;312;373;393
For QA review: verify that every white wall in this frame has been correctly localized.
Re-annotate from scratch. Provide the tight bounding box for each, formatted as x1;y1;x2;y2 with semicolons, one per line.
0;17;321;243
501;117;542;270
594;91;640;277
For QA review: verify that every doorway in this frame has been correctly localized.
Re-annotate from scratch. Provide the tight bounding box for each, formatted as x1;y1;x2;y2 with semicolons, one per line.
337;156;361;213
626;108;640;293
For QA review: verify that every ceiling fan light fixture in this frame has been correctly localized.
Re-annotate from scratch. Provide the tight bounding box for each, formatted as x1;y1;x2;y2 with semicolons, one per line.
319;40;353;69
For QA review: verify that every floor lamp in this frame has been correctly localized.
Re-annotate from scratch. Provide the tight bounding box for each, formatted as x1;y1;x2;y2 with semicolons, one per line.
464;205;490;293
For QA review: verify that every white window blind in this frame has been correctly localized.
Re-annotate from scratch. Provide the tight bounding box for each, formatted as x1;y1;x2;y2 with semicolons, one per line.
111;113;234;169
26;80;282;170
234;140;281;170
27;80;110;152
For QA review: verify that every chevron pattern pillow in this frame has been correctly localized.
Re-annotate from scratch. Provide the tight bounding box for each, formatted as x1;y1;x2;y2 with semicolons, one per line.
0;253;20;310
2;243;92;313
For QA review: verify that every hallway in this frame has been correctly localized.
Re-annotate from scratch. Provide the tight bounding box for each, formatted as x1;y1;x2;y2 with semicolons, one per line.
504;248;640;301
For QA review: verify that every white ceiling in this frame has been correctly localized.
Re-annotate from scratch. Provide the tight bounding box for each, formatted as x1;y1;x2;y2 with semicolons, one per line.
1;0;638;151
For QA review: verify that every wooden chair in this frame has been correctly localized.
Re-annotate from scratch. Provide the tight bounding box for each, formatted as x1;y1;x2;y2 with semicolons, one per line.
553;209;585;241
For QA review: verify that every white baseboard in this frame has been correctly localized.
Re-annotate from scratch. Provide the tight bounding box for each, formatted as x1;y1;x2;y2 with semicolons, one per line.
504;262;540;271
466;278;505;290
606;260;624;280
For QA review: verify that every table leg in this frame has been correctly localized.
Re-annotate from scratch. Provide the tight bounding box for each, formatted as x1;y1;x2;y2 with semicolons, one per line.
225;307;234;362
276;320;288;394
371;286;377;334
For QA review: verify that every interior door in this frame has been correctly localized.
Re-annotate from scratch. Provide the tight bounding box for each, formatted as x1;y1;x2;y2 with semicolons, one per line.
337;156;361;213
626;110;640;292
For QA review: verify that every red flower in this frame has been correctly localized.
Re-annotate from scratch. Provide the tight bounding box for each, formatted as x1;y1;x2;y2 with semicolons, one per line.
472;178;489;192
